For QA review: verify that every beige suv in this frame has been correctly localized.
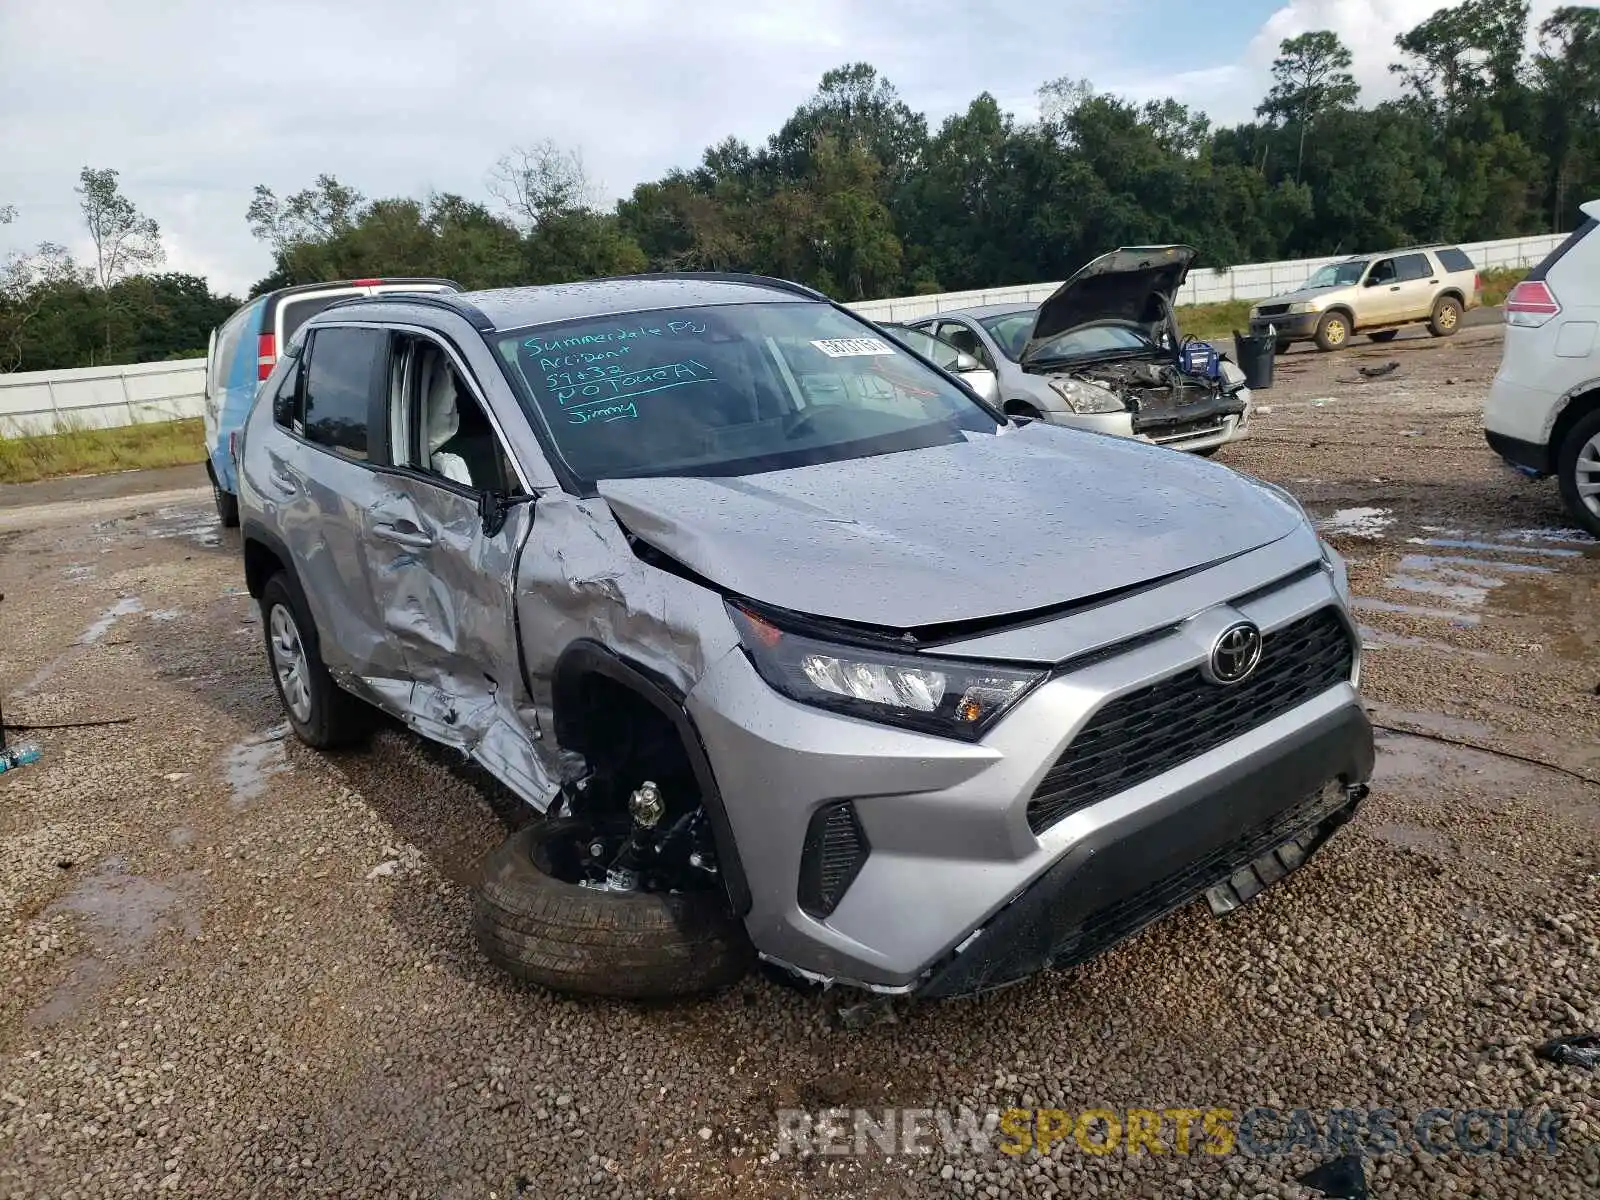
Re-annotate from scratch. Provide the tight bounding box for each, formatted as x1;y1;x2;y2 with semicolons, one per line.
1249;246;1483;352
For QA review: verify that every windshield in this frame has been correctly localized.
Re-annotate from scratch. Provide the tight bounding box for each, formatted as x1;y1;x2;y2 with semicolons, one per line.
494;302;1001;483
976;310;1037;361
1305;261;1368;288
1026;323;1153;363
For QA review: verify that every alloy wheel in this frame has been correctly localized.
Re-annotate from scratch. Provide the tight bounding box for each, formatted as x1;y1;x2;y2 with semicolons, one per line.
268;603;313;723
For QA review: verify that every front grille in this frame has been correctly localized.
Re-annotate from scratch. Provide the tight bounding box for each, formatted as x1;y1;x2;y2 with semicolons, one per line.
798;802;870;918
1148;416;1227;443
1254;303;1290;318
1026;608;1354;834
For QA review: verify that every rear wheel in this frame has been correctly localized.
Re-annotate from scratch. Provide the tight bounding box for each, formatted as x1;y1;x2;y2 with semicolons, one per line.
1314;312;1350;352
1428;297;1462;338
260;573;368;748
1369;330;1399;344
208;463;240;528
1556;409;1600;538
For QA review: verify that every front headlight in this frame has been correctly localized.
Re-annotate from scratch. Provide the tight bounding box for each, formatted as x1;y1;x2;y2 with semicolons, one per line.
1319;538;1350;604
1286;302;1316;315
728;604;1046;741
1047;378;1125;415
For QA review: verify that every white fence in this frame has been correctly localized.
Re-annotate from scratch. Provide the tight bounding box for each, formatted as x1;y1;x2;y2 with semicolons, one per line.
846;232;1569;324
0;358;206;437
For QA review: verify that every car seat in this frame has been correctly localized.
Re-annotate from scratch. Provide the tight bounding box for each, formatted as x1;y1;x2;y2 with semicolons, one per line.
422;353;473;487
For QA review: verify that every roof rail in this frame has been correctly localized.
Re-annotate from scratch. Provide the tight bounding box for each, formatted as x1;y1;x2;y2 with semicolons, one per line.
318;291;495;331
603;270;830;302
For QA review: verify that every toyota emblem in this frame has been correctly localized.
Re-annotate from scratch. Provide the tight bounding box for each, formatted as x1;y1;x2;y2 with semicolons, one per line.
1206;621;1263;685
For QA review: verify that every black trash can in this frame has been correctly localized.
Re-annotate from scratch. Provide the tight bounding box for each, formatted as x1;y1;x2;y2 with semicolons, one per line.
1232;330;1275;391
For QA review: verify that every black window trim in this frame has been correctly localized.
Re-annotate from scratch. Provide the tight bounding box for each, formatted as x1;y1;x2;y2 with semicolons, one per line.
1527;218;1599;282
284;319;537;505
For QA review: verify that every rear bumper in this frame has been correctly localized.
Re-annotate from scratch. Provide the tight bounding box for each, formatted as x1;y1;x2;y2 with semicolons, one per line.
919;701;1374;998
1485;429;1551;476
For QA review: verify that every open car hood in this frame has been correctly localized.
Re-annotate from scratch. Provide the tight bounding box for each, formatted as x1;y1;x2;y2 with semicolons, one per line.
1022;245;1198;368
596;422;1303;632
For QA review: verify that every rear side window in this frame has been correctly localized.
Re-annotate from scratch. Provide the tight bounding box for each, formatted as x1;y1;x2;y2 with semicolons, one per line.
1433;247;1474;273
1396;254;1431;282
281;295;354;346
1527;219;1599;281
302;327;386;461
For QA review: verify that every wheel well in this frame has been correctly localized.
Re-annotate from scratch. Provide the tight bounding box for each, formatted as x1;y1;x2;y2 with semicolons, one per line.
1436;289;1465;308
1551;387;1600;458
550;643;752;915
242;536;285;600
1320;307;1353;326
1004;400;1042;418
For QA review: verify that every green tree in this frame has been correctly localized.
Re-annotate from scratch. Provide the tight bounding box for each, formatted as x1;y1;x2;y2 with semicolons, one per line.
1257;32;1360;181
1392;0;1531;121
77;167;164;358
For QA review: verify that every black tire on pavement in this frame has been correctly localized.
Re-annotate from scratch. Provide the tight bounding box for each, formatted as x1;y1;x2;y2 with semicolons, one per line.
1428;296;1462;338
260;572;369;749
209;464;241;528
1369;330;1399;343
1555;408;1600;539
1314;311;1350;352
474;819;754;998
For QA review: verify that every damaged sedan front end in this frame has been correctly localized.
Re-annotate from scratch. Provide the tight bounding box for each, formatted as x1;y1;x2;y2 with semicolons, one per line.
236;272;1371;1002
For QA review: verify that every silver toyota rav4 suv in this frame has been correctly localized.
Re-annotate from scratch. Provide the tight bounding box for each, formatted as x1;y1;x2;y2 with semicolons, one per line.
236;273;1374;1000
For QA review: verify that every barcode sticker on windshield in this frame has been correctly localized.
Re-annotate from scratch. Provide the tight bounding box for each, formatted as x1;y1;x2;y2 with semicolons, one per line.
810;337;897;358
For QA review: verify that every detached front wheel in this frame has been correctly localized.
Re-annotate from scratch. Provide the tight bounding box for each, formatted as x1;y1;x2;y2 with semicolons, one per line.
474;818;752;998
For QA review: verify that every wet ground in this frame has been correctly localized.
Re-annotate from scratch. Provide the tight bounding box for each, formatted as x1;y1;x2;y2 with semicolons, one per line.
0;324;1595;1198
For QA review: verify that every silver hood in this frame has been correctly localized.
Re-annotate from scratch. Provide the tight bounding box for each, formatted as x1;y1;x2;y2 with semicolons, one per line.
1023;245;1198;367
596;422;1303;630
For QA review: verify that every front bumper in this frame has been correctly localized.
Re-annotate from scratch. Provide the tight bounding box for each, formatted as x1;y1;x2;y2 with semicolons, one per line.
919;718;1370;997
686;563;1372;994
1250;313;1318;340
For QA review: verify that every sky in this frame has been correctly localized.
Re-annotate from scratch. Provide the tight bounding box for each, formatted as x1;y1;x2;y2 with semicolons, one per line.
0;0;1565;297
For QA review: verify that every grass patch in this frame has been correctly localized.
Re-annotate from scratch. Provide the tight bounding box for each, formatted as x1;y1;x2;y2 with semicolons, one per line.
1479;267;1527;308
0;417;206;485
1174;299;1256;344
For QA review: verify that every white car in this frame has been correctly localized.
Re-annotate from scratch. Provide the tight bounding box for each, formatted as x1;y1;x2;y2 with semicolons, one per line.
1484;200;1600;537
907;247;1253;456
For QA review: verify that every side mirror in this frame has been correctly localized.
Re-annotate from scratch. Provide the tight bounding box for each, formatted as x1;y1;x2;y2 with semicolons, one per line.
953;350;982;372
478;489;510;537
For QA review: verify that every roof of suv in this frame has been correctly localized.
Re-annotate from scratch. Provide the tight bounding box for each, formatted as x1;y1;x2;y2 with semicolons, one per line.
319;273;828;333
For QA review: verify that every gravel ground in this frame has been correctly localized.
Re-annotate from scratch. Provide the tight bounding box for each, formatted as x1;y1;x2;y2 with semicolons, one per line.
0;324;1596;1199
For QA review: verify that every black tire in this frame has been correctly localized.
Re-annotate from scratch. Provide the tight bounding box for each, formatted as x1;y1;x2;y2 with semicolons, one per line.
1428;296;1462;338
1556;408;1600;539
1369;329;1399;343
208;464;241;528
1314;311;1351;352
259;572;368;749
1192;446;1222;458
474;819;753;998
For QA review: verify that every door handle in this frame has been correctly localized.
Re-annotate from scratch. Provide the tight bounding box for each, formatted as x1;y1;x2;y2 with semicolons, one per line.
372;520;434;550
1389;286;1400;292
267;467;299;495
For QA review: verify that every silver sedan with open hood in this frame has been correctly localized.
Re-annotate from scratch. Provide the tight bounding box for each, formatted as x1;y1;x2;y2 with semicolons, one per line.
235;271;1371;1001
908;246;1253;455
